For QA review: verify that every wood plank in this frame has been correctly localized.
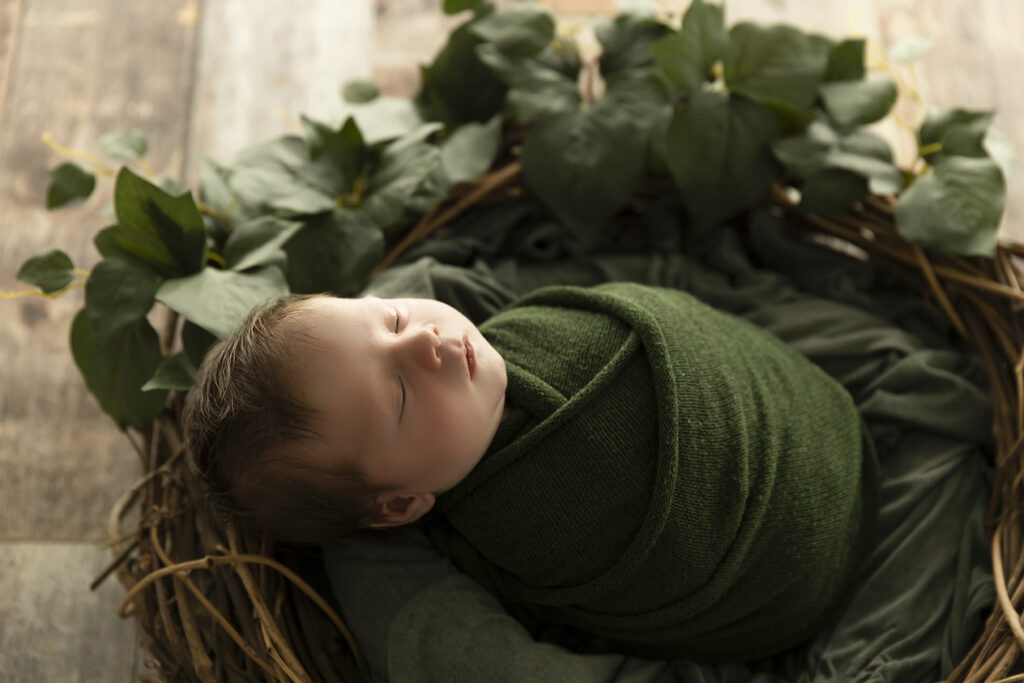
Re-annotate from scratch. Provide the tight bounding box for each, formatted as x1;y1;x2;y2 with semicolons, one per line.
0;0;25;123
182;0;376;183
0;0;198;542
0;542;138;681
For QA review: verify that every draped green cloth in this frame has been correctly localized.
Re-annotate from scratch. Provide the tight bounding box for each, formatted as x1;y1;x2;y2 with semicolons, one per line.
424;280;881;662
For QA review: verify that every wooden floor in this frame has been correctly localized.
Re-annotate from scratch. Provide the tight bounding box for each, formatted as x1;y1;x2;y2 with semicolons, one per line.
0;0;1020;679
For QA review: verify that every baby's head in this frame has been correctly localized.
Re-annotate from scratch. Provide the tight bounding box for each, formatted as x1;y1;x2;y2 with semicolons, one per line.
182;292;508;546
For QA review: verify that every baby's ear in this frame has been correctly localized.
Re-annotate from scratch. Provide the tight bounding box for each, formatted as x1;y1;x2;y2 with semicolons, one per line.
368;492;436;528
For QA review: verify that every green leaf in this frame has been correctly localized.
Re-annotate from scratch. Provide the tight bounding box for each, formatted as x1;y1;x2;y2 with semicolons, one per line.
895;155;1005;257
651;0;726;95
301;115;366;194
110;167;207;277
182;320;218;369
888;36;932;65
17;248;76;293
984;126;1017;184
468;2;555;58
359;134;445;227
773;118;902;197
228;136;337;218
475;42;580;122
594;11;671;77
155;265;290;339
46;162;96;209
440;114;503;184
417;13;508;129
444;0;484;14
666;91;780;230
342;79;379;103
819;76;897;127
798;168;867;214
283;210;384;297
725;22;832;112
825;38;865;81
919;108;994;161
85;258;160;347
521;97;647;248
141;352;198;391
331;97;427;147
100;129;148;161
224;215;304;272
70;310;168;429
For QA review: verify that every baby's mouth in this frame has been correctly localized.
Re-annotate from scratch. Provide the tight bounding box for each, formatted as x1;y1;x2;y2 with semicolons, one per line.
465;338;475;379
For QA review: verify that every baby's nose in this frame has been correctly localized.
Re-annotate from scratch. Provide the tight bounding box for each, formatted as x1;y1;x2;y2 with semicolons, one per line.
413;325;441;367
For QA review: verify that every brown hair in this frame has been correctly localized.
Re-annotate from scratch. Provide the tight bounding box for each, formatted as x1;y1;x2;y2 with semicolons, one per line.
181;292;389;547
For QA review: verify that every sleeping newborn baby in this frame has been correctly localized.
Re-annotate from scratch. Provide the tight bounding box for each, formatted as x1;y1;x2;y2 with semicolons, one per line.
182;282;880;663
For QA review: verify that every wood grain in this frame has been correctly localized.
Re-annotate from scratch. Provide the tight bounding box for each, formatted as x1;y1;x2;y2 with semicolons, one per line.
0;542;139;681
182;0;375;185
0;0;197;541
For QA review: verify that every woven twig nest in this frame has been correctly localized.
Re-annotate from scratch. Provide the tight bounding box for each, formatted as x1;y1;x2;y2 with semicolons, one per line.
93;154;1024;682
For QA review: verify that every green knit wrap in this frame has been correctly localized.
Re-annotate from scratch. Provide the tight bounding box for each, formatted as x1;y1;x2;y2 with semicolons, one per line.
424;282;880;662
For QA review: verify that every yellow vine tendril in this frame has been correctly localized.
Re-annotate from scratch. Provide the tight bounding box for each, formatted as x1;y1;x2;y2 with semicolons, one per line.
0;271;89;300
41;131;116;176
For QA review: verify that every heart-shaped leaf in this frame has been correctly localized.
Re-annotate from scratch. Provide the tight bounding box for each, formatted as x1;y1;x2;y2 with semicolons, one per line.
895;155;1005;257
46;162;96;209
666;91;780;230
142;351;199;391
223;215;304;272
819;76;897;127
155;265;290;339
521;97;647;248
17;248;76;293
70;310;168;429
85;258;160;347
651;0;726;95
440;113;503;184
468;2;555;58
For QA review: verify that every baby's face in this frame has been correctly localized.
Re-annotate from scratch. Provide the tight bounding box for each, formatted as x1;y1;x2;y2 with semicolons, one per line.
294;295;508;522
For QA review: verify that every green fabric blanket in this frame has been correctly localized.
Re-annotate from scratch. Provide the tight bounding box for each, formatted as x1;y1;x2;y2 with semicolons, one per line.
425;281;881;662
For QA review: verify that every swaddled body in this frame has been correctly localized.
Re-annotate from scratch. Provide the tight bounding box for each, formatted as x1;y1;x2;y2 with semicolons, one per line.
425;281;880;662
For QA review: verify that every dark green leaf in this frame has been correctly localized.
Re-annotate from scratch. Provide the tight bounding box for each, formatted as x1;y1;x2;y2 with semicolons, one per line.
820;76;897;127
360;134;445;227
182;320;218;369
601;67;674;131
521;97;647;249
417;13;507;129
142;352;198;391
895;155;1005;257
440;114;503;183
725;22;832;112
444;0;484;14
224;215;304;272
332;98;426;147
475;42;580;122
111;167;207;277
70;310;167;429
228;136;337;217
665;91;780;230
594;12;671;77
283;210;384;297
85;258;160;347
342;79;379;103
919;108;994;160
100;129;148;161
468;2;555;58
46;162;96;208
17;248;76;293
301;115;366;194
651;0;726;95
825;38;865;81
155;265;290;339
771;117;837;176
535;35;582;80
798;168;867;214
